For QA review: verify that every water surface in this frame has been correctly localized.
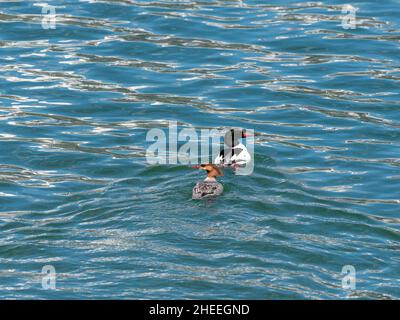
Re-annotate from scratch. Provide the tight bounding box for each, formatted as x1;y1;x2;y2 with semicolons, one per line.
0;0;399;299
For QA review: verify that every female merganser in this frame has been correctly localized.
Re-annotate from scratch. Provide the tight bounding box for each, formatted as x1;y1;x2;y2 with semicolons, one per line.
214;129;251;167
192;164;224;199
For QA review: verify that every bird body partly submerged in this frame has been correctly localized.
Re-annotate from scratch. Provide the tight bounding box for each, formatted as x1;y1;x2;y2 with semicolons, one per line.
192;164;224;200
192;179;223;199
214;129;251;167
214;142;251;167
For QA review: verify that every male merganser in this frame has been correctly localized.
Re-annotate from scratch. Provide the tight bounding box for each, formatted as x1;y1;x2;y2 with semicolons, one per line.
214;129;251;167
192;164;223;199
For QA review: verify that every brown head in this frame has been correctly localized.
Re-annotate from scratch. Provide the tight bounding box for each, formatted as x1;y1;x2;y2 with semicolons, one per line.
193;164;223;179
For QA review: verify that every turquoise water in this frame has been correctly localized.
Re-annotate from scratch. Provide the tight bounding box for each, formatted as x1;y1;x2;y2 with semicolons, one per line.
1;0;399;299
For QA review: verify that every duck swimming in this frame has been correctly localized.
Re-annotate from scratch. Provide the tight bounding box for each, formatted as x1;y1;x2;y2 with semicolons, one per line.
192;164;224;199
214;129;251;167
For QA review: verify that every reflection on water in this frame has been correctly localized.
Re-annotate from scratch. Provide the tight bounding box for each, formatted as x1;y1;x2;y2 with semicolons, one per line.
0;0;399;299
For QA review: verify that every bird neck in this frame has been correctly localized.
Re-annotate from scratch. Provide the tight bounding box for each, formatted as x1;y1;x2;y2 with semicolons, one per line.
207;167;221;179
232;142;244;149
226;140;240;148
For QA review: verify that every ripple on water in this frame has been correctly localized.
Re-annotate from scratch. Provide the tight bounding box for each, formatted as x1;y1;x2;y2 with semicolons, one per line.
0;0;399;299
